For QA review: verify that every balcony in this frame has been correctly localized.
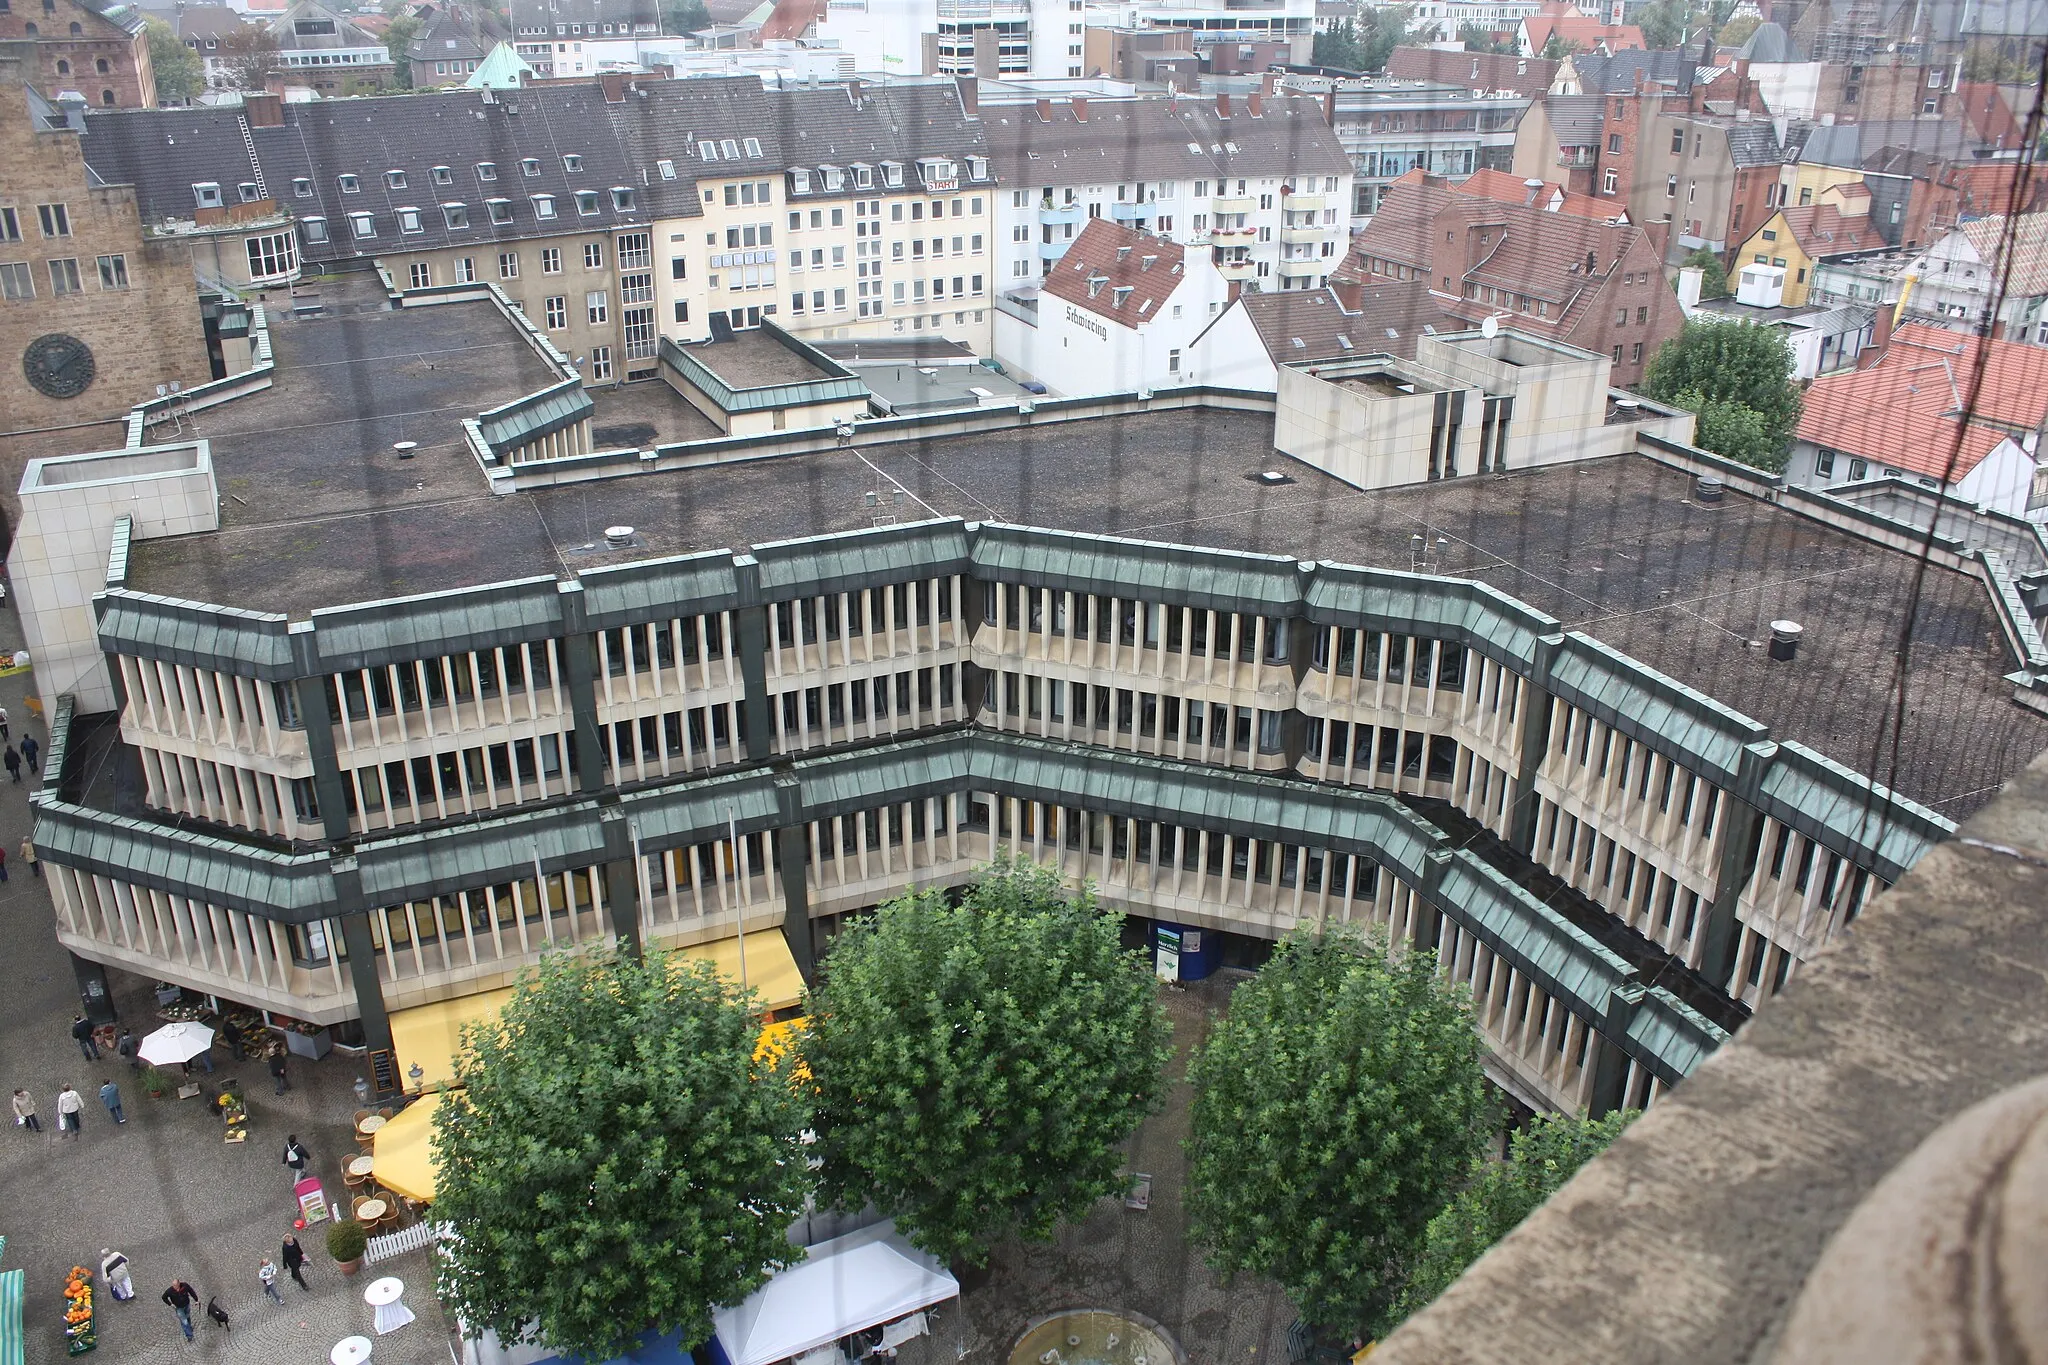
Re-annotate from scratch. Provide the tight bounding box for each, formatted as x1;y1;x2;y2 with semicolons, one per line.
1037;202;1085;226
1212;195;1255;214
1281;223;1329;245
1110;201;1155;223
1216;257;1257;280
1285;194;1326;213
1277;257;1323;279
1211;221;1257;240
1557;150;1598;169
1038;239;1072;261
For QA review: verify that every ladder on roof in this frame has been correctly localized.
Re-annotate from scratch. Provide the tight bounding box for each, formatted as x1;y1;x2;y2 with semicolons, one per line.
237;114;268;202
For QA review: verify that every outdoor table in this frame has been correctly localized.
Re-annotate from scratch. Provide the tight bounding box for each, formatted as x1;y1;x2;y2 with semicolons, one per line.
356;1198;388;1224
364;1277;414;1335
358;1115;387;1136
348;1155;375;1178
331;1336;373;1365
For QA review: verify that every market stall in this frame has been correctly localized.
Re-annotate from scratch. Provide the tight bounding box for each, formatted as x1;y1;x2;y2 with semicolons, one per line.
371;1092;444;1203
712;1224;959;1365
0;1265;21;1365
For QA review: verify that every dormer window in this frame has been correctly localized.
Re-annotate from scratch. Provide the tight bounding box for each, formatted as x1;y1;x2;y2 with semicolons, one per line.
291;177;313;197
192;182;223;208
302;216;328;242
397;207;423;233
386;170;407;189
968;155;990;181
1113;285;1133;306
338;174;360;194
882;162;904;188
563;154;583;172
657;159;676;180
477;161;497;181
532;193;556;219
431;166;454;186
237;182;260;202
575;190;600;215
443;202;469;228
349;211;375;238
611;186;634;211
790;168;811;194
853;164;874;189
487;198;513;224
822;166;844;191
521;158;541;177
743;136;762;157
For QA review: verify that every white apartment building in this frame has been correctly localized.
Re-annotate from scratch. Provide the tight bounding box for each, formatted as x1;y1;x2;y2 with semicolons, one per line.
805;0;1084;78
982;89;1354;295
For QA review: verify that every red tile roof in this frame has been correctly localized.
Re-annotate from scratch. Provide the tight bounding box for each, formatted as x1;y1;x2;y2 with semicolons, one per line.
1041;219;1188;328
1796;322;2048;481
1523;11;1646;52
759;0;823;40
1775;203;1882;257
1453;167;1626;221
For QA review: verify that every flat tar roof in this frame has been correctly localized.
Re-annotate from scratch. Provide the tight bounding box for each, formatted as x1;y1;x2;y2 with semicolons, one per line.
92;303;2047;818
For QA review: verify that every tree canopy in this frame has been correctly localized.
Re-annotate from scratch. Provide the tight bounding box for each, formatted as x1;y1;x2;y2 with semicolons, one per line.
145;17;205;103
1313;6;1411;70
1539;32;1579;59
1185;928;1494;1341
383;13;421;86
1388;1110;1635;1327
217;26;279;93
661;0;711;35
1457;22;1515;52
1680;247;1730;300
1641;318;1803;471
1636;0;1686;48
807;860;1172;1268
434;947;810;1363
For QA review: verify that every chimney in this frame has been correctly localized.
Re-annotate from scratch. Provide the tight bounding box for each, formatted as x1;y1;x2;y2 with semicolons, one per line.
956;74;978;116
1228;278;1243;304
1676;264;1702;313
1330;277;1363;312
244;90;284;127
1072;94;1087;121
1863;298;1896;366
1035;97;1053;122
1261;69;1281;99
1523;176;1544;205
599;70;628;102
1323;88;1336;127
1216;92;1232;118
1247;90;1263;117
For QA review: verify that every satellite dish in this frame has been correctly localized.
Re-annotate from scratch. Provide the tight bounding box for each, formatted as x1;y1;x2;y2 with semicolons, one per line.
1481;315;1499;340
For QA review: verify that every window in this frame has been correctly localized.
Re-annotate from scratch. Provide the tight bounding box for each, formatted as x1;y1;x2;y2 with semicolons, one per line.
1630;342;1643;363
302;217;328;243
477;162;498;181
586;290;608;323
575;190;601;215
743;137;762;158
499;251;520;279
397;207;423;233
624;306;654;359
658;160;676;181
431;166;454;187
1608;133;1623;154
1671;128;1684;153
386;170;407;190
521;159;542;177
674;299;688;323
1849;457;1867;480
47;257;81;295
243;233;294;280
532;194;557;220
1666;175;1677;198
349;211;376;239
563;154;584;172
37;203;70;237
544;295;566;328
670;256;686;280
589;345;613;380
488;198;513;225
0;262;33;300
612;187;634;212
1799;187;1813;206
404;262;429;288
454;257;477;284
193;182;224;209
1603;169;1618;194
443;203;469;229
1168;348;1181;374
1816;449;1836;478
542;247;562;273
584;242;604;269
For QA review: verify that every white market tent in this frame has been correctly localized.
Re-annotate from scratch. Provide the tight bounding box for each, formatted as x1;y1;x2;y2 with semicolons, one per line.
713;1224;959;1365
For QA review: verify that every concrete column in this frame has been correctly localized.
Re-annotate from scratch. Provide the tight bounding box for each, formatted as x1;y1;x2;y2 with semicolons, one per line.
331;860;393;1055
1588;980;1645;1118
1507;634;1564;857
775;774;815;982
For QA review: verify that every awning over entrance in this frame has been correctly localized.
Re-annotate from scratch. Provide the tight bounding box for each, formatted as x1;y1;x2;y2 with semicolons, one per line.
372;1089;444;1203
387;929;806;1090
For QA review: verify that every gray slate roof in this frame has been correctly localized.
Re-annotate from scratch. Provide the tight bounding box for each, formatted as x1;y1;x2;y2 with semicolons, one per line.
982;94;1350;188
1570;48;1697;95
1804;118;1992;169
1736;20;1805;62
1725;117;1812;167
1545;94;1606;148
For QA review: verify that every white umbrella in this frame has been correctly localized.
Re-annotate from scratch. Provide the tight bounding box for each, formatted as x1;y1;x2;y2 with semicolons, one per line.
138;1021;215;1066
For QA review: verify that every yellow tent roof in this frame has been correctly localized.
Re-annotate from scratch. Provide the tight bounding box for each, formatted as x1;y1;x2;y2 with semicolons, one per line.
371;1090;443;1203
387;929;806;1091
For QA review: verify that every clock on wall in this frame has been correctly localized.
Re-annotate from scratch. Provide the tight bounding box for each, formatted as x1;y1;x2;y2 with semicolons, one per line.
23;333;96;400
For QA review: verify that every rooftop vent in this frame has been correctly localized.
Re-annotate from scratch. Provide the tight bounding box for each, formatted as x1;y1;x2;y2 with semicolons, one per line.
1768;619;1802;662
1695;474;1723;504
605;525;636;548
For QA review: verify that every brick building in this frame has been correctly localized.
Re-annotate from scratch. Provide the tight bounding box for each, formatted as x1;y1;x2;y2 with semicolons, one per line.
0;0;155;108
1349;168;1683;385
0;46;206;435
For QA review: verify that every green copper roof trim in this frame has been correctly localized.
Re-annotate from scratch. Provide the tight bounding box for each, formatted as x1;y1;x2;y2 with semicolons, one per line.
579;550;746;628
658;332;869;415
1548;632;1770;786
1755;740;1954;883
94;590;296;679
31;800;337;922
1304;564;1561;671
477;378;592;456
971;523;1307;614
308;576;567;673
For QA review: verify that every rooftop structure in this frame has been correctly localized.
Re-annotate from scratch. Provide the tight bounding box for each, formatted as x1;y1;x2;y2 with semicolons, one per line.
1384;46;1558;97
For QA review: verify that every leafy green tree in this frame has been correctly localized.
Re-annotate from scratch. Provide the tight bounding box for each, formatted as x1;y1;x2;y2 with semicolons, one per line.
1185;928;1494;1341
1313;17;1364;69
218;25;279;93
1716;13;1759;45
1539;32;1578;59
1641;319;1802;464
145;17;206;103
662;0;711;34
1457;22;1514;52
383;13;421;87
434;947;810;1363
1388;1110;1635;1326
808;860;1172;1268
1680;247;1729;300
1356;4;1411;69
1637;0;1685;48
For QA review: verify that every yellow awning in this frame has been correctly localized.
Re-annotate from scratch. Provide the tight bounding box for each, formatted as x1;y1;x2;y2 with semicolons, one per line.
371;1090;443;1203
386;929;806;1091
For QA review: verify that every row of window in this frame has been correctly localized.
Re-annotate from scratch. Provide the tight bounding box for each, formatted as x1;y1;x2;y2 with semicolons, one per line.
303;188;634;242
0;253;126;301
0;203;68;240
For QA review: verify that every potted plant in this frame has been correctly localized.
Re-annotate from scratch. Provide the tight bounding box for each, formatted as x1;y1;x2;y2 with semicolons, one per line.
141;1065;165;1099
326;1219;368;1277
280;1017;333;1061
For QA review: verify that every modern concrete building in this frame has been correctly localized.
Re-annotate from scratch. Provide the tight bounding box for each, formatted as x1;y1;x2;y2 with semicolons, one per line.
1279;71;1529;221
22;275;2033;1128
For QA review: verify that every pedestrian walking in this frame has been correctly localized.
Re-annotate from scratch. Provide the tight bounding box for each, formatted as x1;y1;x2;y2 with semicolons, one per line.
268;1048;289;1095
2;704;15;741
98;1079;124;1124
116;1028;139;1070
71;1014;100;1060
11;1088;38;1133
161;1280;197;1341
7;746;24;783
22;734;40;771
20;837;38;878
280;1235;309;1290
55;1084;83;1138
282;1133;309;1179
0;845;13;881
258;1258;283;1306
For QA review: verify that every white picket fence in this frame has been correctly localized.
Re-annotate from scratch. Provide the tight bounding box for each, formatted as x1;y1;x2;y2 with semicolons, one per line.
364;1221;446;1264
